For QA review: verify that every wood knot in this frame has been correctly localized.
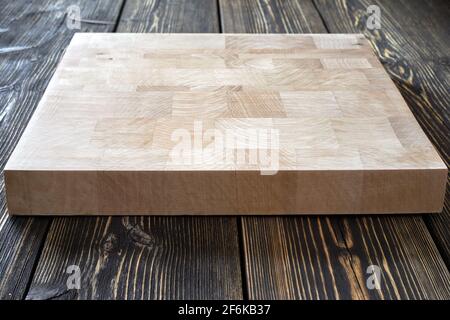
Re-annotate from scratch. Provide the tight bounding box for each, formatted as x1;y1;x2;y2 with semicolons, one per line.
122;217;156;248
102;234;117;253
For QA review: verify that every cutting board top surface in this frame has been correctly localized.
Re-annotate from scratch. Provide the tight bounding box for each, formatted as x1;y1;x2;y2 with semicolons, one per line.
6;33;445;172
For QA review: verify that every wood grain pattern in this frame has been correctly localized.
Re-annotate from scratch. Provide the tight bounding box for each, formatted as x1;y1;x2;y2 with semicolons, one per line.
26;0;243;300
4;32;446;215
220;0;450;299
242;215;450;299
0;0;123;299
219;0;327;33
27;216;241;299
117;0;220;33
314;0;450;270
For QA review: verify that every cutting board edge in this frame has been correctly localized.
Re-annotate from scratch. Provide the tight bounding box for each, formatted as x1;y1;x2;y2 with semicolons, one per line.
4;167;446;215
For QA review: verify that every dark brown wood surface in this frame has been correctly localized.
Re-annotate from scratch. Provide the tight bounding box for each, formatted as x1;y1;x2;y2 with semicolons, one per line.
0;0;448;300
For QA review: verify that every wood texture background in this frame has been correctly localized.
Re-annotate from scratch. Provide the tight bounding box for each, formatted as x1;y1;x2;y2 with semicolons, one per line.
0;0;448;300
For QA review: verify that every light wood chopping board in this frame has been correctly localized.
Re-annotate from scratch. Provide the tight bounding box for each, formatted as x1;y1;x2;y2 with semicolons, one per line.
4;33;447;215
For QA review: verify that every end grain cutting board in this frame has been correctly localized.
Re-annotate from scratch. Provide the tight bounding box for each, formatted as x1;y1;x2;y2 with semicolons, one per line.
4;33;447;215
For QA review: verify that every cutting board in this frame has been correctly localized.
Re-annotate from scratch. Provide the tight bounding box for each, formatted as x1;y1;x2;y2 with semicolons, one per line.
4;33;447;215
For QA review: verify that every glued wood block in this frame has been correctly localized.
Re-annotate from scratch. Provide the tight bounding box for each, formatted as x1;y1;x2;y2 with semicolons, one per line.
4;33;447;215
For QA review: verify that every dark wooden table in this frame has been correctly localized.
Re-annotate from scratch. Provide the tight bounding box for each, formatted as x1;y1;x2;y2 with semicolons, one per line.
0;0;449;300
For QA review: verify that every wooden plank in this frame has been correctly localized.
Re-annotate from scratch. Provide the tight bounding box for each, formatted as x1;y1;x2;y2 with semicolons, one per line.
218;0;327;33
0;0;123;299
117;0;220;32
219;0;450;299
27;216;241;299
26;0;243;300
4;32;446;215
314;0;450;270
242;215;450;299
